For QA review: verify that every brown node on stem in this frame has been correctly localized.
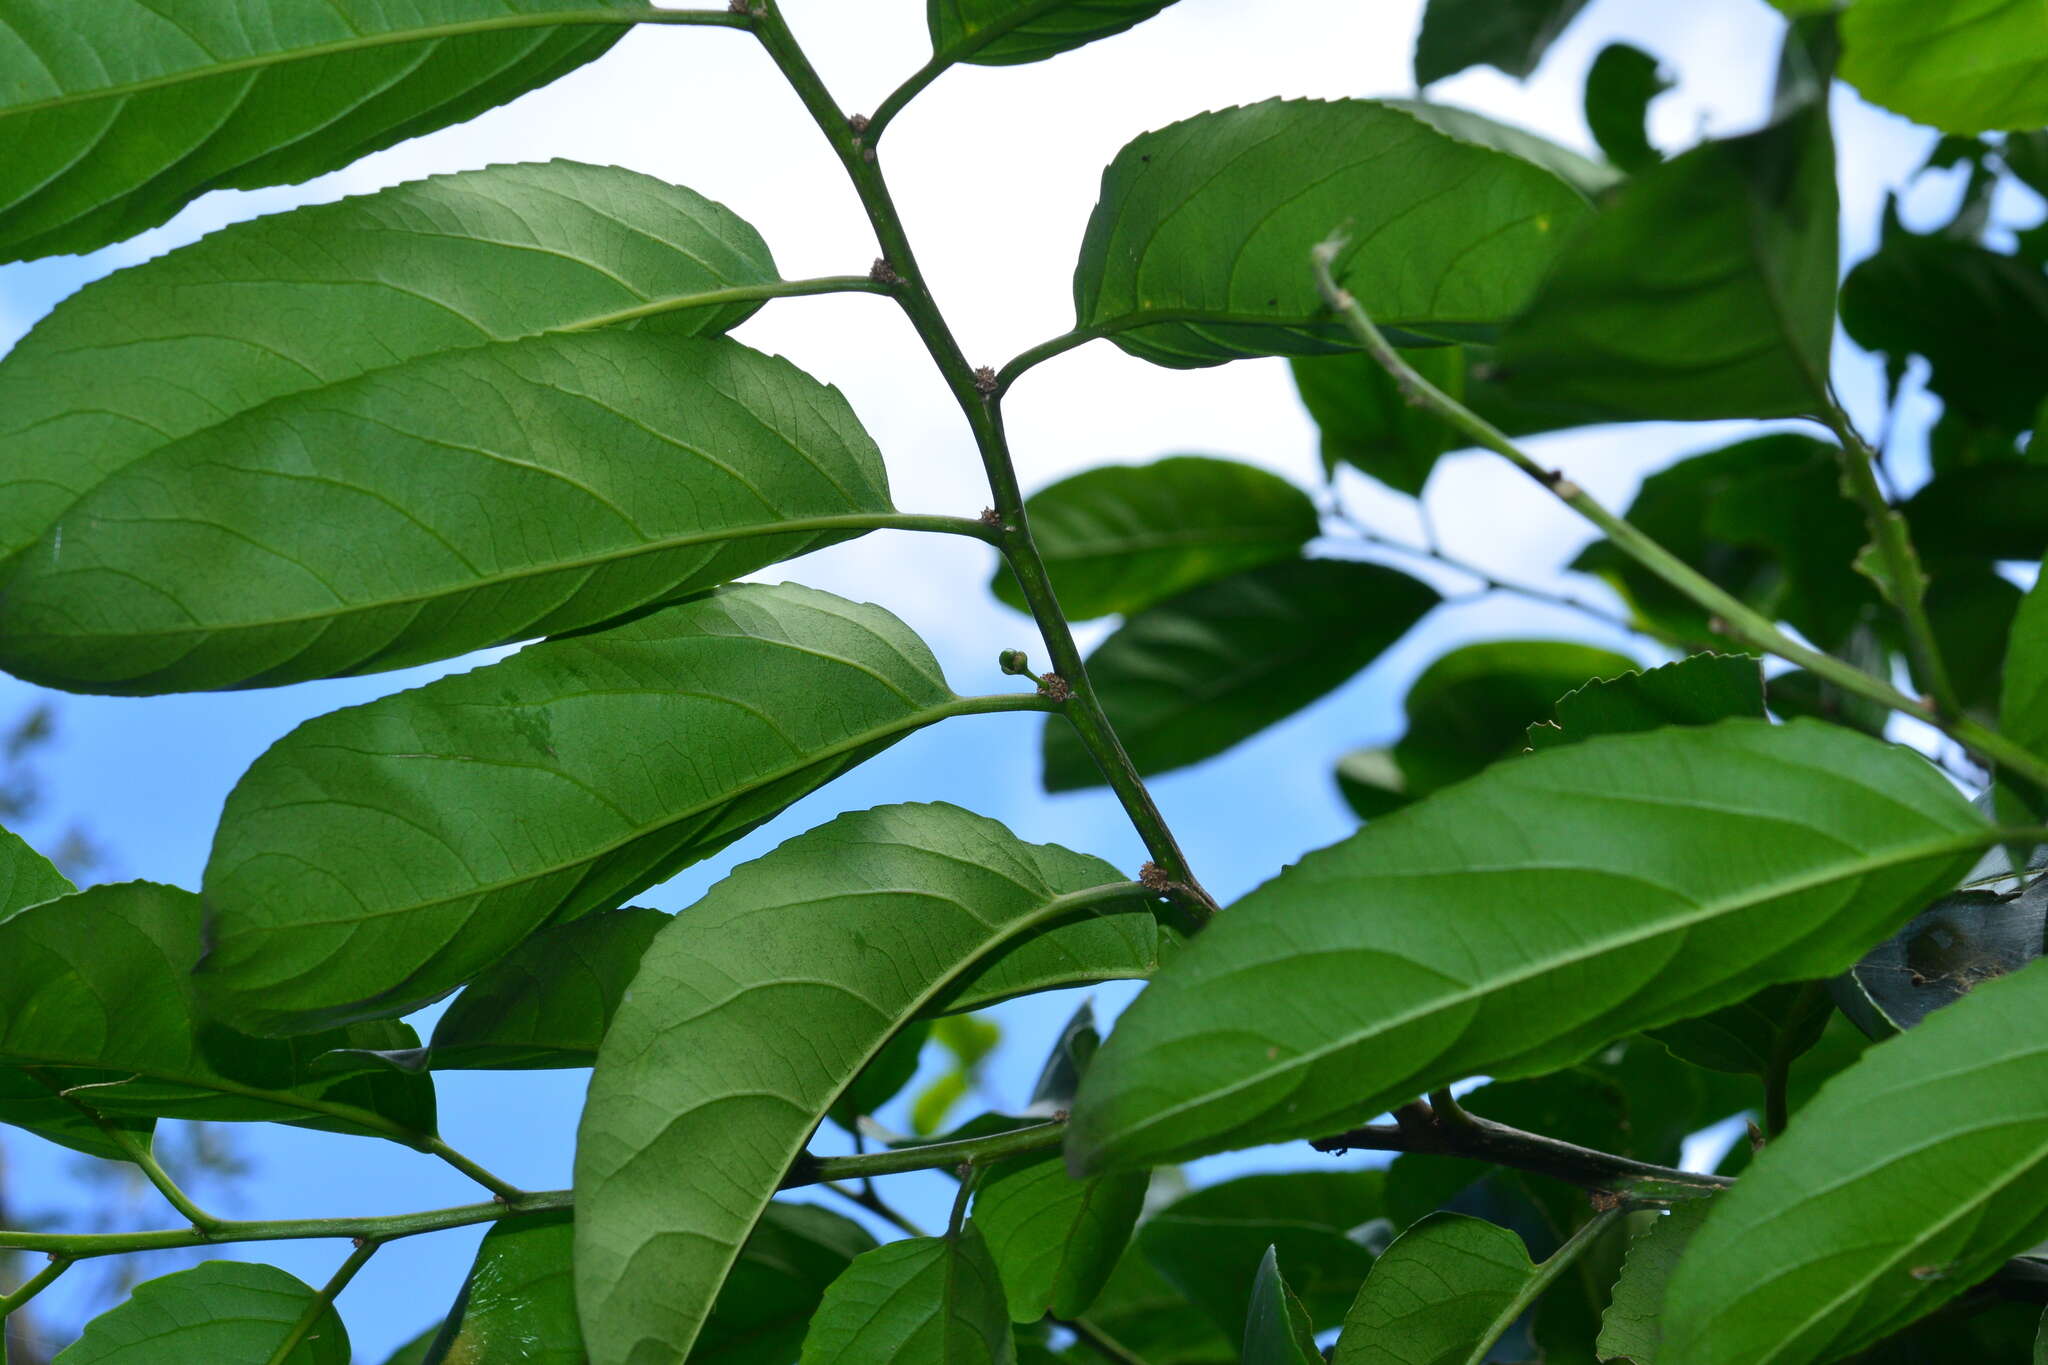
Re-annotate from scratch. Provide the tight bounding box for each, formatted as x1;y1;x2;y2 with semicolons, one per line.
1588;1189;1623;1213
1139;861;1176;894
870;257;901;285
972;366;1000;396
848;113;870;134
1037;673;1073;702
978;506;1005;528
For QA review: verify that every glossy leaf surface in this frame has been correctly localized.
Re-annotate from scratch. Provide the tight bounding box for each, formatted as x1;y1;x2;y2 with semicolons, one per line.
56;1261;347;1364
426;1212;581;1365
1044;560;1439;790
199;583;962;1035
0;2;660;262
1074;100;1590;367
575;802;1140;1364
992;456;1318;620
0;160;777;573
1332;1213;1536;1365
0;333;892;694
928;0;1181;66
797;1225;1014;1365
1069;721;1992;1172
1662;962;2048;1365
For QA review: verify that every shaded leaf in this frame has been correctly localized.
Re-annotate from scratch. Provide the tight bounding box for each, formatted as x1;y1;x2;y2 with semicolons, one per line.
975;1152;1147;1322
1498;106;1837;422
1661;961;2048;1365
1045;559;1439;790
1382;100;1620;198
0;160;776;575
1331;1212;1538;1365
56;1261;347;1363
915;1014;1005;1137
1068;1252;1236;1365
2005;560;2048;762
992;456;1318;620
1901;465;2048;565
0;823;71;919
1766;669;1889;737
0;1066;150;1163
1526;654;1766;751
1026;1001;1101;1114
1074;99;1590;368
1243;1247;1321;1365
798;1224;1014;1365
1292;347;1463;496
831;1021;934;1133
928;0;1182;67
1834;882;2046;1037
1069;721;1992;1172
1413;0;1591;83
574;802;1142;1364
0;2;656;262
1340;640;1636;818
1648;983;1833;1080
0;881;433;1139
1595;1202;1710;1364
698;1203;884;1365
0;333;892;695
1585;43;1670;174
1138;1172;1387;1338
198;583;965;1035
1573;435;1874;650
1838;0;2048;134
1916;567;2023;719
937;908;1169;1017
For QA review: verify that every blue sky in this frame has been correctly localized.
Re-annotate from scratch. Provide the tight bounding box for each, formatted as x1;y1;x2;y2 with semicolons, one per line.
0;0;2011;1357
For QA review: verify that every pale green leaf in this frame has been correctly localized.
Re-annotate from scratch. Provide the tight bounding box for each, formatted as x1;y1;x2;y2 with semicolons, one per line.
1073;99;1591;368
798;1225;1014;1365
54;1261;347;1363
1332;1213;1538;1365
1839;0;2048;134
1413;0;1591;83
1068;721;1992;1173
0;2;664;261
1498;106;1838;422
0;160;777;576
0;881;434;1140
0;332;893;694
928;0;1181;67
1661;960;2048;1365
1243;1248;1320;1365
1595;1202;1710;1364
574;802;1143;1364
425;1213;581;1365
992;457;1318;620
1044;560;1440;790
2003;560;2048;762
197;582;969;1035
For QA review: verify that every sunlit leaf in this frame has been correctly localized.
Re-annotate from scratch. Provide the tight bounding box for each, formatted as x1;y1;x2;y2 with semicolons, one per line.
1074;99;1590;367
574;802;1143;1363
798;1224;1014;1364
57;1262;347;1364
1838;0;2048;134
1069;721;1992;1172
1045;560;1439;790
1661;961;2048;1365
974;1151;1147;1323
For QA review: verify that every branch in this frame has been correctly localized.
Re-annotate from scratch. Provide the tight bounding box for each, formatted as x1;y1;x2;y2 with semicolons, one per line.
1466;1209;1622;1365
1307;237;2048;793
264;1239;380;1365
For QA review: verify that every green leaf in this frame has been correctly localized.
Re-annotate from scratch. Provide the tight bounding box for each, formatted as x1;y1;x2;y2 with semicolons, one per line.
1138;1172;1387;1338
1595;1202;1710;1364
934;905;1170;1016
1526;654;1766;751
992;457;1318;620
1660;960;2048;1365
0;3;661;262
0;881;434;1140
1068;720;1993;1173
1340;640;1637;818
1584;43;1670;174
2003;558;2048;762
698;1203;884;1365
197;583;968;1035
1044;559;1439;790
1498;106;1838;422
973;1150;1147;1322
1292;348;1462;496
927;0;1182;67
1573;435;1874;650
1838;0;2048;134
0;822;72;918
1381;100;1621;198
56;1261;347;1363
831;1021;934;1132
1901;465;2048;566
1835;884;2045;1037
915;1014;1006;1136
574;802;1142;1364
1243;1247;1321;1365
1070;1252;1237;1364
0;1066;151;1163
425;1212;581;1365
1025;1000;1101;1113
0;332;894;695
1073;99;1591;368
798;1224;1015;1365
1413;0;1591;83
0;161;778;578
1331;1212;1538;1365
380;1327;442;1365
1840;224;2048;433
1647;983;1833;1080
1916;567;2023;719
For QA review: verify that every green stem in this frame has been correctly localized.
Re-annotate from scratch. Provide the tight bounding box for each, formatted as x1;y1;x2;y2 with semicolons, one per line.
554;274;890;333
418;1137;526;1202
1307;238;2048;792
864;0;1080;142
823;1181;930;1239
946;1164;984;1239
789;1120;1068;1189
106;1125;223;1233
0;1255;69;1318
1822;406;1963;720
749;1;1217;930
265;1239;381;1365
993;325;1112;391
1462;1209;1622;1365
